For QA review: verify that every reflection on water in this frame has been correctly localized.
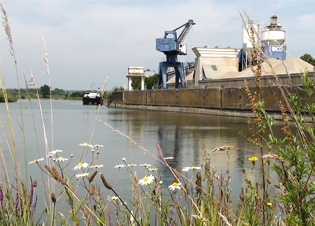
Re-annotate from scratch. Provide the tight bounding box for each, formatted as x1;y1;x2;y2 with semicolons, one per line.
0;99;282;219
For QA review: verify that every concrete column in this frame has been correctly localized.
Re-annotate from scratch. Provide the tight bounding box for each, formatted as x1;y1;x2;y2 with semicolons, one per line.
128;77;132;91
194;57;201;86
141;76;145;90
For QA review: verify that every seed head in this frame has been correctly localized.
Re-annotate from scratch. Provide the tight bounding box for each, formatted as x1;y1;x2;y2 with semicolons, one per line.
100;173;112;190
88;171;98;183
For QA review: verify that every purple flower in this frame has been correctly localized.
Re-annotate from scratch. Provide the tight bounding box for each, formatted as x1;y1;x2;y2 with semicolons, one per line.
14;192;19;213
0;186;3;206
30;185;35;206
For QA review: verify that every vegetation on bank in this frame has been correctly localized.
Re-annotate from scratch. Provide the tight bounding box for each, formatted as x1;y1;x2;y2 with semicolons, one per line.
0;92;18;102
1;3;315;225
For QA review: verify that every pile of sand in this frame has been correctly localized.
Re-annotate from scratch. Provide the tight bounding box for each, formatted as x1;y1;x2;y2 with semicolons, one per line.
218;58;314;79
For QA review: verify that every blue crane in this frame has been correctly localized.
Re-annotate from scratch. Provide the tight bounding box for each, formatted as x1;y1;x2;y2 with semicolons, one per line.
156;19;195;89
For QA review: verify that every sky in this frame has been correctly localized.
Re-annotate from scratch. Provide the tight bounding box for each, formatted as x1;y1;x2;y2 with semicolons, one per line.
0;0;314;91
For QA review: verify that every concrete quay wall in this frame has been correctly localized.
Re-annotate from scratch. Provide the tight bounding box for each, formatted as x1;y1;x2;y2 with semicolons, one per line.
111;86;314;116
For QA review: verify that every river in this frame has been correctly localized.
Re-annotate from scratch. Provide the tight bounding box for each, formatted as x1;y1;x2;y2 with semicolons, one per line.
0;99;282;223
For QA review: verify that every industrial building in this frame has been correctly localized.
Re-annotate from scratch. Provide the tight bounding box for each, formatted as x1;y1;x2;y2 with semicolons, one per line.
166;15;314;89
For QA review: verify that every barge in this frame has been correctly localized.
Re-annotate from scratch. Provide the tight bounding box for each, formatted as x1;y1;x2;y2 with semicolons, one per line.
82;90;103;105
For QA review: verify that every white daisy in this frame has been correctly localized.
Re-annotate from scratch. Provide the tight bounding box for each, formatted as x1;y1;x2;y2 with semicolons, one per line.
182;167;190;172
138;175;154;185
74;162;89;170
89;164;104;169
148;168;158;171
190;166;201;170
164;157;174;160
169;182;182;191
122;158;126;162
53;156;68;162
76;173;89;178
114;164;126;169
29;158;44;164
79;142;89;147
107;195;119;202
139;163;152;168
49;149;63;156
127;164;137;167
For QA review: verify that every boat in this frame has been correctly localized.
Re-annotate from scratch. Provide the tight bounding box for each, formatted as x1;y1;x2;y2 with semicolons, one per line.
82;90;103;105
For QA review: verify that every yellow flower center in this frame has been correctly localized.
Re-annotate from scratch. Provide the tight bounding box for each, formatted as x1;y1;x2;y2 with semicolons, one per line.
78;162;82;166
83;142;88;146
35;159;39;162
172;182;178;187
143;177;148;182
59;156;64;159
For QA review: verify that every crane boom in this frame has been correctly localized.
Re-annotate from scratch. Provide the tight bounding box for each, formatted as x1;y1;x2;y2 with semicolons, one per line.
177;19;194;44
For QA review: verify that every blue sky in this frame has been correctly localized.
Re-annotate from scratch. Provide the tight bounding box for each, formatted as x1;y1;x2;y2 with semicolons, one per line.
0;0;314;91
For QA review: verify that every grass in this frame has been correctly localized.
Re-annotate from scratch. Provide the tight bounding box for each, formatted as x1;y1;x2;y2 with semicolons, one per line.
1;4;315;225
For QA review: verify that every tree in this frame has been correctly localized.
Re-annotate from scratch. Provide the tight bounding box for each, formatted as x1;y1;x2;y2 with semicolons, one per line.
131;77;141;91
300;54;315;66
40;84;50;98
145;74;158;90
51;87;65;95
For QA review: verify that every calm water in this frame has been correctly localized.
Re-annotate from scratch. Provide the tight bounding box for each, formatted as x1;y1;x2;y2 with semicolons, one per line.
0;99;281;221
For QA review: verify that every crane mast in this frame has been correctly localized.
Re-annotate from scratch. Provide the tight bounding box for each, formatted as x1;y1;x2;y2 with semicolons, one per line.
156;19;195;89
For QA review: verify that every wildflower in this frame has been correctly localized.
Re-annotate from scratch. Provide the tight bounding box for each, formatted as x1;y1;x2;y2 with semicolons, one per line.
30;181;37;206
79;142;89;147
164;157;174;160
53;156;68;162
108;195;119;202
127;164;137;167
169;182;182;191
139;163;151;168
267;202;272;206
190;166;201;170
89;144;103;148
49;149;63;156
74;162;89;170
182;167;190;172
138;175;154;185
29;158;44;164
70;154;74;157
0;186;3;204
89;164;104;169
148;168;158;171
114;164;126;169
76;173;89;179
248;156;258;163
14;193;19;213
122;158;126;162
